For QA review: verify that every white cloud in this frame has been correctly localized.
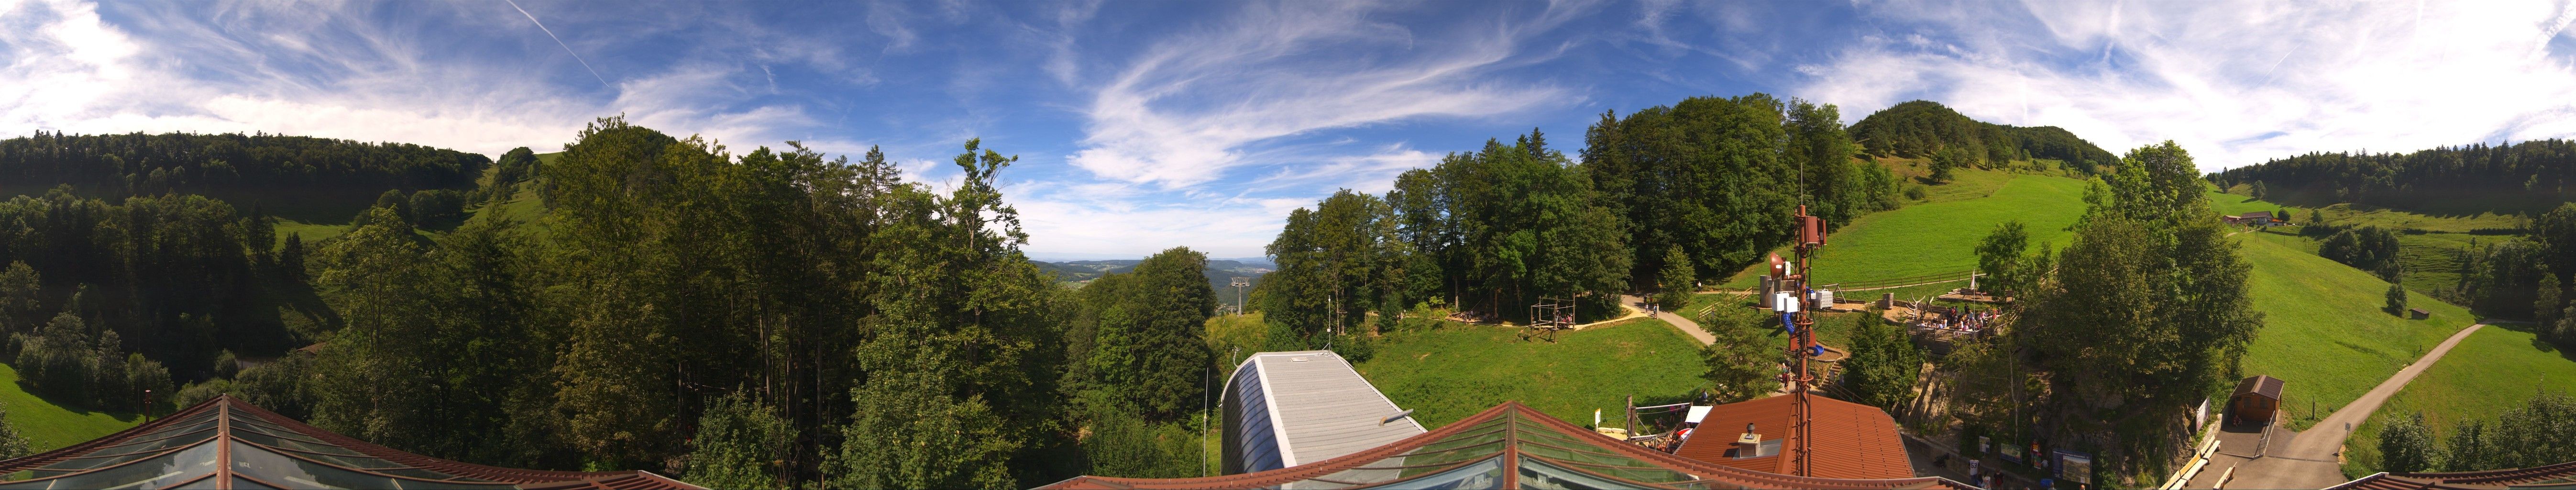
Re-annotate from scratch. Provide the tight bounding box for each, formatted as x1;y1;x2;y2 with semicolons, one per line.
0;0;849;159
1063;2;1569;188
1796;1;2576;169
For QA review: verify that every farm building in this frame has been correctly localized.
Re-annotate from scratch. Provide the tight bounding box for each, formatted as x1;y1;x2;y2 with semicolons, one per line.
2232;375;2286;426
2222;211;2277;226
0;395;701;490
1219;350;1427;475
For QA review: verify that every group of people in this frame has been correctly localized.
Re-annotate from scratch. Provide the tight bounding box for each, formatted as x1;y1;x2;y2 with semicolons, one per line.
1919;308;1996;333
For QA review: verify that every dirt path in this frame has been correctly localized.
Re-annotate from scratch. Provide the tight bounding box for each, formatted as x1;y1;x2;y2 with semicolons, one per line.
2221;323;2488;489
1619;295;1715;345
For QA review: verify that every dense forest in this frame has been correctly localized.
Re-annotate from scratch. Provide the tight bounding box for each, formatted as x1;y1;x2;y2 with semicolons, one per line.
0;120;1153;487
2213;139;2576;214
0;132;490;221
1847;100;2119;173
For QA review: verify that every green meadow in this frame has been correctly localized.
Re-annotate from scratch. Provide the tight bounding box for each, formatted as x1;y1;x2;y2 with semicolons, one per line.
2342;325;2576;477
1722;169;2091;289
1354;318;1709;430
2233;231;2477;430
0;363;142;453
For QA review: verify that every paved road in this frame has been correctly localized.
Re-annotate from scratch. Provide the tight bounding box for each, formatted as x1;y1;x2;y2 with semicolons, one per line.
2223;323;2488;489
1619;295;1716;345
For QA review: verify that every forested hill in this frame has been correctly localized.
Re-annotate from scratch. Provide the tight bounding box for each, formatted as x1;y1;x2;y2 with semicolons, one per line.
2214;139;2576;214
1848;100;2117;172
0;132;490;220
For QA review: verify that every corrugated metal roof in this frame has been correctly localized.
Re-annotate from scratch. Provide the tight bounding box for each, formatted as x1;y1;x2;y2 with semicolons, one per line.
1674;394;1916;480
1238;350;1427;466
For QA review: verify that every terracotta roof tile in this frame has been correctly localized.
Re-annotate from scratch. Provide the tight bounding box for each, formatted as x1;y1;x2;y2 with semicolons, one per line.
1674;394;1915;480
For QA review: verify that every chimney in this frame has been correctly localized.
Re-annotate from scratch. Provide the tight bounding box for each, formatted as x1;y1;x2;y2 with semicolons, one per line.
1736;423;1761;454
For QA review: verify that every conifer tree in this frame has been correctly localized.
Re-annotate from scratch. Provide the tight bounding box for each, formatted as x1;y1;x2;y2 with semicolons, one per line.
1655;248;1693;312
2388;282;2410;315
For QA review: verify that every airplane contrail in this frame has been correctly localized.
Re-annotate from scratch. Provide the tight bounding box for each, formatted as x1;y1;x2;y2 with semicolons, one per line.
504;0;612;90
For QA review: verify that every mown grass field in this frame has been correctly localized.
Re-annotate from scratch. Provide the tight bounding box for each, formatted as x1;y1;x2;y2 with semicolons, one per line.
0;363;141;452
1354;318;1709;430
1720;171;2090;289
2342;325;2576;477
2234;232;2478;430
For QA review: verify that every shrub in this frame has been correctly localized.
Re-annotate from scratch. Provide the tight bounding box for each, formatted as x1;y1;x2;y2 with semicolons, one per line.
685;390;793;490
171;378;241;410
1904;185;1928;201
213;349;240;379
2379;412;2439;473
1076;395;1199;479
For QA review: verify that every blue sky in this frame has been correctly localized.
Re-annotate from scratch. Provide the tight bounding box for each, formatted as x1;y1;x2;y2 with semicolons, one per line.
7;0;2576;259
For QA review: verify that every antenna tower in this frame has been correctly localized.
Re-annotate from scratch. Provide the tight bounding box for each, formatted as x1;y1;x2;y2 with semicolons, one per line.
1231;277;1251;315
1767;205;1828;477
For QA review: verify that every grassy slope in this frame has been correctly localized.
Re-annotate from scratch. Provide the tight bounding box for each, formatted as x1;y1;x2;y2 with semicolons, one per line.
1721;171;2091;289
2205;187;2309;218
2205;187;2509;295
2312;203;2524;233
1354;318;1708;430
2234;232;2477;430
0;363;141;452
2343;325;2576;477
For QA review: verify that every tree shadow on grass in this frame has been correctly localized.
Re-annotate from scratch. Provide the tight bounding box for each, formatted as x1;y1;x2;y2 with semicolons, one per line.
8;378;142;423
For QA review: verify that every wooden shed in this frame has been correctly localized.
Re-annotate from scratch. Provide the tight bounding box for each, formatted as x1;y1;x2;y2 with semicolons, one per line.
2231;375;2285;426
2409;308;2431;320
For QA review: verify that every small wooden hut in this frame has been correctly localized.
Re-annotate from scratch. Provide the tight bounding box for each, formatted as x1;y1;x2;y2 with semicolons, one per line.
2230;375;2285;426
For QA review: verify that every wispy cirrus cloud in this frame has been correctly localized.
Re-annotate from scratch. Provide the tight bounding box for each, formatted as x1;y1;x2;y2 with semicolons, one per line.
1062;1;1577;189
1002;2;1589;256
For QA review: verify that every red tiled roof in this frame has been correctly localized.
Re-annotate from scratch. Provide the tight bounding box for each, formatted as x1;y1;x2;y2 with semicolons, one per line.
1673;394;1917;480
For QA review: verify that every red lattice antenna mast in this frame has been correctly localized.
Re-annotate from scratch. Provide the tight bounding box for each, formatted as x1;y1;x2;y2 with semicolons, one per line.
1790;205;1826;476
